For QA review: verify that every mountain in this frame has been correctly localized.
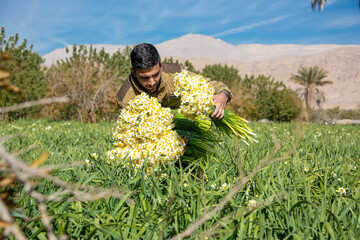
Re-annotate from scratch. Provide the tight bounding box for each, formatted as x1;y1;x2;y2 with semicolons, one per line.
156;33;346;62
43;44;127;66
43;33;360;109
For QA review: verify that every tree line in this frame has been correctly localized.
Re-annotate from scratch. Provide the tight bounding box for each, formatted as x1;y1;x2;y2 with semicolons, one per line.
1;27;346;123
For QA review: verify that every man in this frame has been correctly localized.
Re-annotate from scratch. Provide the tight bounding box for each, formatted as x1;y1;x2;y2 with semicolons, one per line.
116;43;233;119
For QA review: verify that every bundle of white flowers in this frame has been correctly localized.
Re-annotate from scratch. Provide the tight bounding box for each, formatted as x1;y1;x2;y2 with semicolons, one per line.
106;93;185;173
174;70;257;145
174;70;215;120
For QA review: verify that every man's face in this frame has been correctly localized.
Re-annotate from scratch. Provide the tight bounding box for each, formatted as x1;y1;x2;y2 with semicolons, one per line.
132;62;161;93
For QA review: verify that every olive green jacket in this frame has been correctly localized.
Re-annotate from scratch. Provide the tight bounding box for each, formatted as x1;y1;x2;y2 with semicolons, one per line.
116;63;233;110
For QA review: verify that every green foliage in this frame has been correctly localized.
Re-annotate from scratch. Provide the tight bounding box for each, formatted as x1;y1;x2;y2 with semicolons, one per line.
201;63;240;87
241;74;285;92
311;106;360;122
0;27;46;119
256;89;301;121
2;120;359;239
43;44;132;122
332;108;360;119
240;74;302;121
163;57;199;73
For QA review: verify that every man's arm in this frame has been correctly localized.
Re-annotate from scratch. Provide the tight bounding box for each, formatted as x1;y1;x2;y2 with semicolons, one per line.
186;71;233;119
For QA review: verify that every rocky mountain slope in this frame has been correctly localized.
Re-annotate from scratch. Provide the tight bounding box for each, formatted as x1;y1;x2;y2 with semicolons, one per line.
43;34;360;109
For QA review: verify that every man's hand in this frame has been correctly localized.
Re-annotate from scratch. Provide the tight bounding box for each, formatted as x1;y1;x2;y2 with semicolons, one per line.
211;91;229;119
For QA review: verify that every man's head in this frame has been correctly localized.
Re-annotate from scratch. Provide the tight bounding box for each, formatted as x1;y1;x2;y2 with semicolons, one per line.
130;43;162;93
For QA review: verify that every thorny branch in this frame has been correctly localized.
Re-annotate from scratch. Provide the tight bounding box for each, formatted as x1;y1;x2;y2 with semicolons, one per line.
0;137;134;239
0;96;70;114
170;124;305;240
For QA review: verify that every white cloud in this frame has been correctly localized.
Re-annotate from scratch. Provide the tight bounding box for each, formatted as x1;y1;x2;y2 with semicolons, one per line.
211;15;291;38
325;15;360;28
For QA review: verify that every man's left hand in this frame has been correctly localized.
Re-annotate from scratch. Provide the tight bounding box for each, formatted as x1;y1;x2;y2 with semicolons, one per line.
211;92;229;119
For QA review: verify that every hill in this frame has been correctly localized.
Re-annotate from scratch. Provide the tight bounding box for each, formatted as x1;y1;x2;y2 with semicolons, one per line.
43;34;360;109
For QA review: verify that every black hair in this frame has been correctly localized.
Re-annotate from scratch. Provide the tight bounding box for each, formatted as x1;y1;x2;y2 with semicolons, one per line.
130;43;161;71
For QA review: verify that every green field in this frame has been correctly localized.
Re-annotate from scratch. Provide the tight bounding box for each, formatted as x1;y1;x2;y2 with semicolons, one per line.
1;119;359;239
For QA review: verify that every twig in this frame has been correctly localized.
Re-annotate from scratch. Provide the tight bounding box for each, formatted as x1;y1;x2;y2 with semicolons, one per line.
170;125;304;240
0;144;134;205
0;96;70;113
0;138;134;239
198;193;287;239
0;198;27;240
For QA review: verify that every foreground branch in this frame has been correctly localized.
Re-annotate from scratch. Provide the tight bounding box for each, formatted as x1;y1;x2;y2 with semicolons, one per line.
0;96;70;113
171;125;304;240
0;138;134;239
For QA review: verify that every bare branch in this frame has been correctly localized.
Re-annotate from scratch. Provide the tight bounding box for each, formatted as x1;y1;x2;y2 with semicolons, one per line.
171;126;304;240
0;135;135;239
0;96;70;114
0;198;27;240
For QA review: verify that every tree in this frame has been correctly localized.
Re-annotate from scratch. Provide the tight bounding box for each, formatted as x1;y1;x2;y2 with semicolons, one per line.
201;64;240;88
239;74;301;121
290;66;332;119
163;57;199;73
0;27;46;119
43;44;129;122
256;88;301;122
312;0;326;12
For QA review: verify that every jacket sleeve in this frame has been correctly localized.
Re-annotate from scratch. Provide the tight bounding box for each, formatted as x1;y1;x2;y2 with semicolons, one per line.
115;77;133;111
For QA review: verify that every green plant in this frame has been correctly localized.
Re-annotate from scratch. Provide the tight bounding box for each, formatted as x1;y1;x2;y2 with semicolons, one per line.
1;120;359;239
163;57;199;73
201;64;241;88
0;27;46;119
238;74;301;121
256;88;302;122
43;45;131;122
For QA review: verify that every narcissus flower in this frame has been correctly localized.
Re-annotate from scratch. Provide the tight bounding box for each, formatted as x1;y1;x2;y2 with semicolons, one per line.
249;199;257;207
221;183;230;189
336;187;346;195
106;93;185;173
174;70;256;145
174;70;215;120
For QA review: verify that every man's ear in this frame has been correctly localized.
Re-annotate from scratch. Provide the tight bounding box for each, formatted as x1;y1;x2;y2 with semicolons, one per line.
130;67;135;75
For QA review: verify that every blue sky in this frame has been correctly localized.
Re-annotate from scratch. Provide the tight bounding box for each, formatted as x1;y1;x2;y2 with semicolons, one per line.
1;0;359;56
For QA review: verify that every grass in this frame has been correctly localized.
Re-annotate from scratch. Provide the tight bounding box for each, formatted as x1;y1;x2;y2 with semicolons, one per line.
1;119;359;239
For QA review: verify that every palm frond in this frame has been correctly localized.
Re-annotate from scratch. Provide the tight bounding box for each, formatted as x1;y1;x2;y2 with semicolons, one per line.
312;0;326;12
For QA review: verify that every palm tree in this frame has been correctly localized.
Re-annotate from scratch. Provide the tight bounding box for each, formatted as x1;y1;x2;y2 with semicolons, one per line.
312;0;326;12
290;66;333;113
311;0;359;12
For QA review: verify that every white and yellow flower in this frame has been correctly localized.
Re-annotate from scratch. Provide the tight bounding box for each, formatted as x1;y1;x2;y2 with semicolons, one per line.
336;187;346;195
106;93;185;173
174;70;215;120
249;199;257;207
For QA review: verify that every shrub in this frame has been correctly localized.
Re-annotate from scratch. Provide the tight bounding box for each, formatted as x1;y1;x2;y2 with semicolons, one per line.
311;106;360;122
256;88;302;122
201;64;240;88
239;74;301;121
43;45;130;122
0;27;46;119
163;57;199;73
227;87;258;121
